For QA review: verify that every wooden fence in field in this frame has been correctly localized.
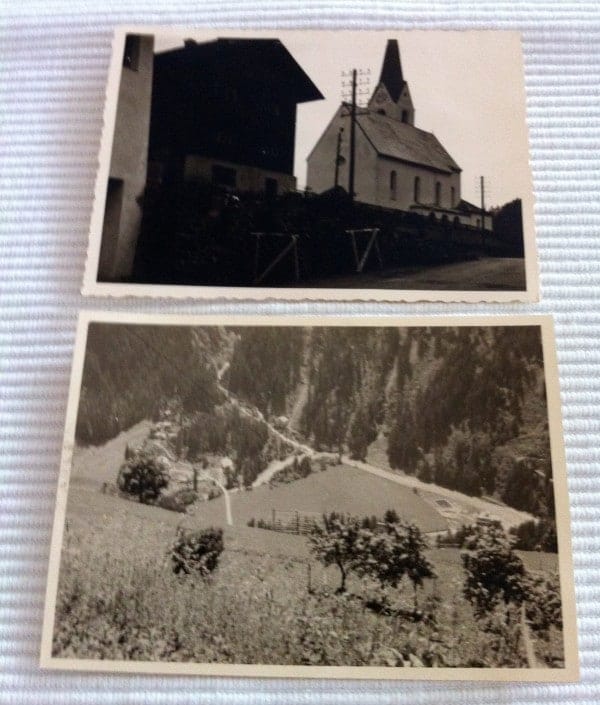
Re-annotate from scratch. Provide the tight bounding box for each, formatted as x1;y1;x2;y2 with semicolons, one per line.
267;509;323;536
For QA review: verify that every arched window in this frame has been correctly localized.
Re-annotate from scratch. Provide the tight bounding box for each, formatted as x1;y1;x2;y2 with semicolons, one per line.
401;109;408;123
390;170;397;200
451;186;455;207
413;176;421;203
435;181;442;207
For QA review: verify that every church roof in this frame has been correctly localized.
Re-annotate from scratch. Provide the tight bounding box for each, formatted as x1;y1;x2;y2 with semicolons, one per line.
378;39;405;102
357;111;461;174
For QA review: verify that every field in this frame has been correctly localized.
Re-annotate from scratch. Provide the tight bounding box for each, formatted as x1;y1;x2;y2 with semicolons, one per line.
201;464;447;535
52;429;563;669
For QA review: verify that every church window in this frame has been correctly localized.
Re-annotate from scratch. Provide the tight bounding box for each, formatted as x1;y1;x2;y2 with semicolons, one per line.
413;176;421;203
123;35;140;71
390;171;397;200
401;109;408;123
451;186;456;207
435;181;442;207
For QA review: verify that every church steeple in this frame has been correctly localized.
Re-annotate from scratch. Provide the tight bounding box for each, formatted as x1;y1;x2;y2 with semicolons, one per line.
368;39;415;126
379;39;404;102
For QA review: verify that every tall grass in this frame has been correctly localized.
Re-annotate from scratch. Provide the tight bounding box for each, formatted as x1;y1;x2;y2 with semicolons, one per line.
52;510;563;667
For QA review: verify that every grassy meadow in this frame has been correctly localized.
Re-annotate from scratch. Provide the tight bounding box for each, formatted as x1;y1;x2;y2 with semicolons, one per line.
52;432;563;668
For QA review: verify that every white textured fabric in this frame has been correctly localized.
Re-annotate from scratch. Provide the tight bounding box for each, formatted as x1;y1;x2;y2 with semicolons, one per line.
1;1;600;702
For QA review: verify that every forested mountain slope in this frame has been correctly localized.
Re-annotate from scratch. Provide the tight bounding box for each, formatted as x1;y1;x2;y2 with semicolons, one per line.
75;323;553;523
227;325;553;522
75;324;231;444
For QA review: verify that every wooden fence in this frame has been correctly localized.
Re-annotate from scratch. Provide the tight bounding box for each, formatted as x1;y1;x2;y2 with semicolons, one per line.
267;509;323;536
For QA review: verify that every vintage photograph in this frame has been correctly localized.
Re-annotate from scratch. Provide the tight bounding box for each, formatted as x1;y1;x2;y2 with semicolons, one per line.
41;313;577;679
83;28;538;301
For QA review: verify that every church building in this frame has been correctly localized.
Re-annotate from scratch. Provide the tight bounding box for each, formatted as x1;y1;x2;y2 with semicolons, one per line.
306;40;492;231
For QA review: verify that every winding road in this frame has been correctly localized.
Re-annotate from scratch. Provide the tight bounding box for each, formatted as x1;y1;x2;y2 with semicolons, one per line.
215;358;533;530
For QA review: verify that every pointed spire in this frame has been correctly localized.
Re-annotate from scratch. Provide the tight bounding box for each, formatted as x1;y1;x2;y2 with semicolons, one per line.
379;39;404;102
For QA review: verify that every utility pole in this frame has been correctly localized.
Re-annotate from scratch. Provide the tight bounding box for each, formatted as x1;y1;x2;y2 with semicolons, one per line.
349;69;357;203
341;68;369;204
334;127;344;188
480;175;486;247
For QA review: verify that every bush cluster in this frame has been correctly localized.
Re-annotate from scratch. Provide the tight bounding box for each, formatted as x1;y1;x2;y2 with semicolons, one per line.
169;527;224;577
117;451;170;504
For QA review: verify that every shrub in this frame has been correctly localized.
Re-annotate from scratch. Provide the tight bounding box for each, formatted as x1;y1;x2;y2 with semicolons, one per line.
384;509;399;524
524;572;562;634
509;518;558;553
169;527;224;576
117;451;169;504
462;525;528;618
299;456;313;477
157;489;198;513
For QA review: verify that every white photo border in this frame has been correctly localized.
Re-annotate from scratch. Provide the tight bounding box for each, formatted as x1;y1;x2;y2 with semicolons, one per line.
41;312;577;681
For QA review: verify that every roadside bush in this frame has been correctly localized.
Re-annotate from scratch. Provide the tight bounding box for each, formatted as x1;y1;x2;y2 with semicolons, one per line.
169;527;224;576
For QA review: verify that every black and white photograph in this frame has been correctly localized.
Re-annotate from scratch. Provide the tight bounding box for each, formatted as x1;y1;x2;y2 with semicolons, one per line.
41;313;577;679
84;28;537;301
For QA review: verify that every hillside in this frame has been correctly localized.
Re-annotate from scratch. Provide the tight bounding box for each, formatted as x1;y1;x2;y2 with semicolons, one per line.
75;322;554;528
227;325;553;525
57;418;562;668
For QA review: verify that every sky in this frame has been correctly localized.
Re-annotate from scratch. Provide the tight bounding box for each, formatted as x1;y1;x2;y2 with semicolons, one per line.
152;29;533;209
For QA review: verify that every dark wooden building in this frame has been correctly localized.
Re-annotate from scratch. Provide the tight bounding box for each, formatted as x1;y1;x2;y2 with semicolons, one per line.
148;38;323;195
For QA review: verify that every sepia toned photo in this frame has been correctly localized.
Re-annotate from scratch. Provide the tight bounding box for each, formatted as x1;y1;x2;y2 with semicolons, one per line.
83;28;538;301
41;313;577;680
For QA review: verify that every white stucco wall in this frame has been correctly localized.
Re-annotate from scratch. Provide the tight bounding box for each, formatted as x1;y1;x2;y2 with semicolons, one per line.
183;155;296;193
306;105;462;213
98;34;154;281
375;155;461;211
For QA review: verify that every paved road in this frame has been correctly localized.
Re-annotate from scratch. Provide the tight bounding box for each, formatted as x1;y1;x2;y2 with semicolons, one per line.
296;257;526;291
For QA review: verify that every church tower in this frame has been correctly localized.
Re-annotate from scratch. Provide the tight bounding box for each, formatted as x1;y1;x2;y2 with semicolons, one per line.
367;40;415;125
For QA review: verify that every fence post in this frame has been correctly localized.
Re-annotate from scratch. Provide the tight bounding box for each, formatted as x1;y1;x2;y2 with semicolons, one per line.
272;508;276;530
307;562;312;594
296;511;300;535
